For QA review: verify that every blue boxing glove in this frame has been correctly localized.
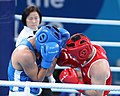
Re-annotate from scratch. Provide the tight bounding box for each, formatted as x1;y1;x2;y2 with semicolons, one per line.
56;28;70;58
58;28;70;47
35;25;62;54
41;42;59;69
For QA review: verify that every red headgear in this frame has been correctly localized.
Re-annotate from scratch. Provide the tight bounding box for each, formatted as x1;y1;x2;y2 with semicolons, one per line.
66;33;93;65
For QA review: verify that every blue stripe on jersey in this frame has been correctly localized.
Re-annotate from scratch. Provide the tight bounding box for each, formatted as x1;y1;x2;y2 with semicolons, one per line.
8;39;41;95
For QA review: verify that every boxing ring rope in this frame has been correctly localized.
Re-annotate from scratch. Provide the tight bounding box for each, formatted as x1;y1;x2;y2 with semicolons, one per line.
56;65;120;72
0;80;120;94
15;14;120;25
8;14;120;94
15;14;120;48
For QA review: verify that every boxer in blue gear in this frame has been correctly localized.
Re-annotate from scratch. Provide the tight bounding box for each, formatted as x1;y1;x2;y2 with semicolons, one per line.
8;40;42;95
8;25;62;96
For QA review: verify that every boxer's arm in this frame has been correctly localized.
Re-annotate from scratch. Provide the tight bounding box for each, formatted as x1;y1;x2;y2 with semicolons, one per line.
83;60;110;96
18;50;47;81
46;58;57;83
18;42;59;82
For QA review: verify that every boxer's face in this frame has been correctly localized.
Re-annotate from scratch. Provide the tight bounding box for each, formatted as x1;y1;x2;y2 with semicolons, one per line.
26;11;40;30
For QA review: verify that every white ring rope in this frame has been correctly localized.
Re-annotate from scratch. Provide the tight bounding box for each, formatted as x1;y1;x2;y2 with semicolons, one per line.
91;41;120;47
56;65;120;72
0;80;120;94
51;89;120;95
15;14;120;26
15;14;120;47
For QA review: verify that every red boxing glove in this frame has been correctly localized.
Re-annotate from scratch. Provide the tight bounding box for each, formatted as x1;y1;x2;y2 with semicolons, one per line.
57;48;80;68
59;68;84;93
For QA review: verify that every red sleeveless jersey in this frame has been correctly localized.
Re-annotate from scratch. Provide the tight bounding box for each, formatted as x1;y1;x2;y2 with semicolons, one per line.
80;44;112;96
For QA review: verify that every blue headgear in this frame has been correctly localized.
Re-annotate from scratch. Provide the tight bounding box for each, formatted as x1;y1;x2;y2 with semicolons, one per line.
35;25;62;53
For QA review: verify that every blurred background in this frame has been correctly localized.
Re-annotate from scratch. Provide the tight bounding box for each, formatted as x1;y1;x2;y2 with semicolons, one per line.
0;0;120;96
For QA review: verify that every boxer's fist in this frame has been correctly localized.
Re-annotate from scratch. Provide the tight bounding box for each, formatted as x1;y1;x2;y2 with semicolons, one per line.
59;68;84;93
57;48;80;68
41;42;59;69
59;68;80;84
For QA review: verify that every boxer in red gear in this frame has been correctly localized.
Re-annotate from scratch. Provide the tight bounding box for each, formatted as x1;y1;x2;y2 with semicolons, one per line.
57;33;112;96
